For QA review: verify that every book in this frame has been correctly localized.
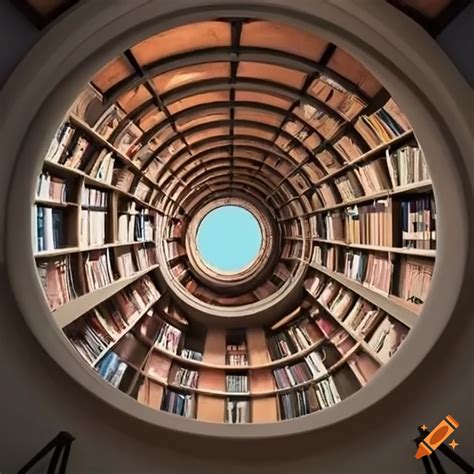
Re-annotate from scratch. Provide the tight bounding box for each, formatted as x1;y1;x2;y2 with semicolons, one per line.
37;256;78;310
368;316;408;363
226;399;250;424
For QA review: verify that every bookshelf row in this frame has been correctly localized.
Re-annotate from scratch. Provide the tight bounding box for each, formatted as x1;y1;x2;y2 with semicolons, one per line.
275;140;431;220
53;260;420;423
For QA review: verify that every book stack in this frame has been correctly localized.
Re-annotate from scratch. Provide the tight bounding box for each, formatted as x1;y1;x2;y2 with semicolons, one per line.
334;171;364;202
84;249;115;291
165;241;186;261
135;210;155;242
62;133;95;170
45;122;76;164
113;168;135;191
94;105;125;140
354;158;392;195
279;388;319;419
37;256;78;310
317;183;338;207
328;287;356;319
354;99;409;148
314;376;342;408
116;248;137;278
114;121;143;156
343;299;383;338
162;389;195;418
36;172;67;203
310;75;367;121
226;343;248;366
316;245;341;272
333;135;365;163
181;349;203;361
226;375;248;393
134;244;158;271
345;200;394;246
154;319;182;354
273;359;314;389
226;399;250;424
344;252;394;295
80;187;108;247
299;102;342;139
368;316;408;363
34;206;65;252
324;211;345;241
97;352;129;387
66;310;115;364
386;145;430;188
89;149;115;184
397;257;433;305
172;367;199;388
303;273;326;299
267;317;321;360
134;180;151;202
400;197;436;249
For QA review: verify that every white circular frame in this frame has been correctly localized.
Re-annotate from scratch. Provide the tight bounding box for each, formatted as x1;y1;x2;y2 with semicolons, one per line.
2;0;471;439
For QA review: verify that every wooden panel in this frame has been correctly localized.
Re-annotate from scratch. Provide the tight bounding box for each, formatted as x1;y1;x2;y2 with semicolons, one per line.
197;368;225;422
246;328;271;365
202;328;226;365
250;369;278;422
238;62;306;89
241;21;328;61
327;48;382;97
251;397;279;423
132;21;231;66
137;378;164;410
91;57;134;94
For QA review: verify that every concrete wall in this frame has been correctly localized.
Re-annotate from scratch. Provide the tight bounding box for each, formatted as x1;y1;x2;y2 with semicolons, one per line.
0;1;472;473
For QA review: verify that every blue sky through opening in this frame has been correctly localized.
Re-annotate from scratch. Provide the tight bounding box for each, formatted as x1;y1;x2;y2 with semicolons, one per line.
197;206;262;272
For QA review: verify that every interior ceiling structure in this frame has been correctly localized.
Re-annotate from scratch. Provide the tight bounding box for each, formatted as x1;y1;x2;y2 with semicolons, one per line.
82;18;388;316
28;10;439;430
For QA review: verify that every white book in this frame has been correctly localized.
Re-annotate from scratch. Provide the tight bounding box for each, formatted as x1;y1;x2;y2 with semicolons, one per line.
43;207;54;250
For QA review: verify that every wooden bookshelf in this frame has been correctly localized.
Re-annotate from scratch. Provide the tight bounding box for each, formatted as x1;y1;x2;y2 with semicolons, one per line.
312;238;436;258
310;262;418;327
30;21;439;427
54;265;159;328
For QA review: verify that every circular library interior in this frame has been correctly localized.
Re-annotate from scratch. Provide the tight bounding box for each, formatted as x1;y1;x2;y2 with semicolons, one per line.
4;2;470;440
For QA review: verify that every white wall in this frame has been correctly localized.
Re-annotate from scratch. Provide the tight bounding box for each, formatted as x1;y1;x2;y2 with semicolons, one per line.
0;2;472;473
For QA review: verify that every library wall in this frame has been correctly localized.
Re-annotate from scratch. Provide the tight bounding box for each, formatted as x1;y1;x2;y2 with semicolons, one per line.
0;1;472;473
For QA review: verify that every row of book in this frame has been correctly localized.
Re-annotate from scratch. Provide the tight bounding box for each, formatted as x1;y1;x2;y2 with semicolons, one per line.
310;195;436;250
44;121;155;202
272;350;328;389
36;172;67;203
162;389;195;418
278;375;341;419
82;187;108;208
181;348;203;361
154;318;182;354
307;146;430;211
34;206;65;252
266;316;322;361
307;275;408;363
118;211;155;244
80;210;107;247
97;352;129;388
38;245;159;311
65;276;161;363
172;367;199;389
226;344;248;366
37;255;78;310
226;399;250;424
226;375;248;393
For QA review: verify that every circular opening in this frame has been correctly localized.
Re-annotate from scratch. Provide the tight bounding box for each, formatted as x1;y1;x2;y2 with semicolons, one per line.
196;205;262;274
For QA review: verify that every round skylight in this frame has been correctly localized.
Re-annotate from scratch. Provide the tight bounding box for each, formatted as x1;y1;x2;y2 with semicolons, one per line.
196;205;262;273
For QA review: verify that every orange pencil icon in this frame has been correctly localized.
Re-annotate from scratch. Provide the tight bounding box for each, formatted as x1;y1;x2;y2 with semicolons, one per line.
415;415;460;459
